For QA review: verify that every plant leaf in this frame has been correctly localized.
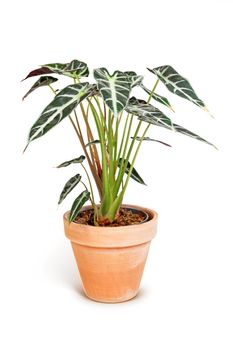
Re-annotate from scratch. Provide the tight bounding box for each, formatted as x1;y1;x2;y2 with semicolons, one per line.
62;59;89;78
125;97;173;129
58;174;81;205
56;155;85;168
141;84;174;111
25;83;96;149
22;59;89;81
69;190;90;223
85;140;100;147
148;65;208;111
172;123;217;148
126;97;215;148
132;136;172;147
42;59;89;78
118;158;146;185
124;71;143;87
22;76;58;100
93;68;131;116
22;67;53;81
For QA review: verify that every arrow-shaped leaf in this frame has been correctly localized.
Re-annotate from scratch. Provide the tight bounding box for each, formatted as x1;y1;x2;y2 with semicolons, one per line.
124;71;143;87
69;190;90;223
172;123;217;148
126;98;215;148
22;67;53;81
141;84;174;111
56;155;85;168
22;76;58;100
148;65;208;112
22;59;89;81
118;158;146;185
58;174;81;205
125;97;173;129
132;136;172;147
42;59;89;78
94;68;132;116
25;83;96;149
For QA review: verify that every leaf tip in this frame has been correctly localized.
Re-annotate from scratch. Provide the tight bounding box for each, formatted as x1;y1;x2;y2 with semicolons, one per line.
170;106;175;113
203;106;214;118
22;143;29;153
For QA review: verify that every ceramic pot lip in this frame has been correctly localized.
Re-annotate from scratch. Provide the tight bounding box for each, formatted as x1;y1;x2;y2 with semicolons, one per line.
63;204;158;248
64;204;156;230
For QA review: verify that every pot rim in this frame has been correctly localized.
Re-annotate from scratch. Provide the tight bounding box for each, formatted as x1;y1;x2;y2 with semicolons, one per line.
63;204;158;248
64;204;155;229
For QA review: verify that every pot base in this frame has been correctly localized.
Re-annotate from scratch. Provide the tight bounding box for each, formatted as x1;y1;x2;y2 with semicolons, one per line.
84;290;139;303
71;241;150;303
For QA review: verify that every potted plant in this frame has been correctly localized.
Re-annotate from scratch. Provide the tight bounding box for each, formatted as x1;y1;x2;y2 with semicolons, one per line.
22;59;215;303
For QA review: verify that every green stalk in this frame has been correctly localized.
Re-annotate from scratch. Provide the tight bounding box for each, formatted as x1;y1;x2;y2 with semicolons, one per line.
113;115;119;172
108;109;115;189
147;79;159;103
105;79;160;219
116;113;130;166
48;84;56;94
115;78;159;194
94;96;107;130
113;118;141;198
80;181;98;225
81;163;98;221
88;99;111;215
113;114;134;197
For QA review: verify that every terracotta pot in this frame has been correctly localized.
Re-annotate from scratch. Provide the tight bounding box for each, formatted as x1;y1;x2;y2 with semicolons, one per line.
63;204;158;303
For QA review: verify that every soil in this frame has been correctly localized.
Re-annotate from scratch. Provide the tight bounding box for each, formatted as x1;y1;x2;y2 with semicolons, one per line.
73;208;148;227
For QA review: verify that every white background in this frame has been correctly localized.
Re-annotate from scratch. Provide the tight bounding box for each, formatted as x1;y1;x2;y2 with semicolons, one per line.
1;0;233;349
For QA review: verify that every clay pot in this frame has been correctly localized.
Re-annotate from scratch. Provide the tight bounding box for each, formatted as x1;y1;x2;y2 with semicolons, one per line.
63;204;158;303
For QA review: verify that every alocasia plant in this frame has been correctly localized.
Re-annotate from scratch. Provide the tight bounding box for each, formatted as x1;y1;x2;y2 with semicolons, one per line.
22;59;216;225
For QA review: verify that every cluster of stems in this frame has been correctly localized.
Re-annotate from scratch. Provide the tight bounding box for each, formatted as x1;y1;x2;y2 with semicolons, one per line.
49;78;158;223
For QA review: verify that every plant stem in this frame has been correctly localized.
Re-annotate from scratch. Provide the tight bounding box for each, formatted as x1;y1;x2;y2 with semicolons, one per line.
48;84;56;95
88;99;111;215
113;114;134;196
104;78;160;220
147;78;159;103
81;164;98;219
69;112;103;198
77;104;102;178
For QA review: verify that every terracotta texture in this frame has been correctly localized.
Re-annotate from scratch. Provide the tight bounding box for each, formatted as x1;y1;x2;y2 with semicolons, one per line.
63;204;158;303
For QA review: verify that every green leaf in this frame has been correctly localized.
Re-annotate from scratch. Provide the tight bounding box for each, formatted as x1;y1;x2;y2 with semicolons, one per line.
22;59;89;81
172;123;217;149
58;174;81;205
118;158;146;185
132;136;171;147
42;59;89;79
126;98;215;148
125;97;173;129
69;190;90;223
93;68;132;116
124;71;143;87
25;83;96;148
141;84;174;111
22;76;58;100
85;140;100;147
148;65;208;112
56;155;85;168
